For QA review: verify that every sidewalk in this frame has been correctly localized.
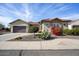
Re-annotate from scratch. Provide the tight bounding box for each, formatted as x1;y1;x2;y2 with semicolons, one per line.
0;38;79;50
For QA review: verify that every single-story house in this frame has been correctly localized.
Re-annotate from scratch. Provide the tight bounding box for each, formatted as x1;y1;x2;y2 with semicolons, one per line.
9;19;29;33
40;18;71;35
9;18;79;35
68;20;79;29
9;19;40;33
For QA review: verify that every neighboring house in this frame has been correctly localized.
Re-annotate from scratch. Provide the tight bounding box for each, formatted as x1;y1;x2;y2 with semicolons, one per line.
9;19;29;33
68;20;79;29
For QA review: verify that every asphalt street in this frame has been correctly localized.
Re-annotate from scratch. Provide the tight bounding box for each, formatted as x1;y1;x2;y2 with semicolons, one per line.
0;49;79;56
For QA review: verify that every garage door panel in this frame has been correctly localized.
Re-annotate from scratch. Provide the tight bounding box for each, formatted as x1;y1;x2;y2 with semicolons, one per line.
13;26;26;33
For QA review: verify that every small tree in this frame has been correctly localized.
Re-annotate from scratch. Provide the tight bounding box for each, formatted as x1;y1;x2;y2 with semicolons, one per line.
29;25;39;38
5;28;10;32
29;26;39;33
0;23;5;29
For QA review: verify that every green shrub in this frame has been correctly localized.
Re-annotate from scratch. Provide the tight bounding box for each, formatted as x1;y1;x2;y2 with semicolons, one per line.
37;31;51;40
72;28;79;35
38;31;42;33
63;29;72;35
29;26;39;33
63;28;79;35
0;23;5;29
5;28;10;32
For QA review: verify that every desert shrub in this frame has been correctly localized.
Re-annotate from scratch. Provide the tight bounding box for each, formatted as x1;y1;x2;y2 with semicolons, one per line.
38;31;42;33
37;31;51;40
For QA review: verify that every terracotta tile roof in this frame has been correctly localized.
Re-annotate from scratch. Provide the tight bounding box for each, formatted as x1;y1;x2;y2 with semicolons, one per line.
28;22;40;26
40;18;71;23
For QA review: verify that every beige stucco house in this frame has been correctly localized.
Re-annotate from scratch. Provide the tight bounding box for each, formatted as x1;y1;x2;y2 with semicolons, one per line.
9;18;79;35
9;19;40;33
68;20;79;29
40;18;71;35
9;19;29;33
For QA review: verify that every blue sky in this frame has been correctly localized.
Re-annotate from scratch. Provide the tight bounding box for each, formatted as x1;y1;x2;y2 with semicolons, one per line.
0;3;79;26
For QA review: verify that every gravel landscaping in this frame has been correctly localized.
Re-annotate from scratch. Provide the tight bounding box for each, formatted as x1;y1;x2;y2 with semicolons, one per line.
8;35;43;41
8;34;55;41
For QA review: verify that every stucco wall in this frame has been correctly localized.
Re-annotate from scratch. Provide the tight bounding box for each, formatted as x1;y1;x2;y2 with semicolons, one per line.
41;22;63;32
68;25;72;29
10;20;29;33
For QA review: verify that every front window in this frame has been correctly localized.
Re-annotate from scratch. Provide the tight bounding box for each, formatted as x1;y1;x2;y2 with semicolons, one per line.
52;23;61;28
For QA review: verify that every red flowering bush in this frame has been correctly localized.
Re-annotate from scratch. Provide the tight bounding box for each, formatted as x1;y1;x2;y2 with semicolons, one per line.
52;27;61;36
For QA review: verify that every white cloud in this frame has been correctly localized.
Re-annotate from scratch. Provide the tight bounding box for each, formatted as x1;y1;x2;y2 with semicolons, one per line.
61;14;79;20
37;4;65;16
21;4;32;20
51;5;71;15
0;16;13;27
37;4;71;18
5;4;19;11
0;4;32;22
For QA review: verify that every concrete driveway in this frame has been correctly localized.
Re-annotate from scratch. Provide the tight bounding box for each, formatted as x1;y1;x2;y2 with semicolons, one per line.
0;33;34;41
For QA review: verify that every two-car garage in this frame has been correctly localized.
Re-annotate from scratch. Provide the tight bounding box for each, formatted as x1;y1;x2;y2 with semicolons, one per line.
10;19;28;33
13;26;26;33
